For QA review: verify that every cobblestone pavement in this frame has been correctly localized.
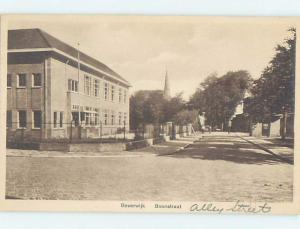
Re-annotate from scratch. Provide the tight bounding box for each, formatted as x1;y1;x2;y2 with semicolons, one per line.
6;134;293;201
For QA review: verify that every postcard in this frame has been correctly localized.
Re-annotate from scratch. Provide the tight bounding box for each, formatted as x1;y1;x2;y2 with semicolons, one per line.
0;15;299;214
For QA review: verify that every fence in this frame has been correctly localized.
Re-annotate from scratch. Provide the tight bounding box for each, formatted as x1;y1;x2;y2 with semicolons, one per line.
132;123;194;141
7;121;194;144
6;121;134;143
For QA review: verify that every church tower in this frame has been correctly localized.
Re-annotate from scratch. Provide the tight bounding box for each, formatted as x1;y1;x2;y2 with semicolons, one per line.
163;70;171;100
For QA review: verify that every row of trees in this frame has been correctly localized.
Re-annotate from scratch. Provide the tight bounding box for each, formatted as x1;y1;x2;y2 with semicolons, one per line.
130;70;252;130
244;28;296;123
129;90;186;130
189;71;252;129
130;28;295;134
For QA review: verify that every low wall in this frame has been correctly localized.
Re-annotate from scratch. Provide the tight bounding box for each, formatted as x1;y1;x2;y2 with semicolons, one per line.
6;142;40;150
126;138;153;150
7;137;165;152
40;142;69;152
69;143;126;152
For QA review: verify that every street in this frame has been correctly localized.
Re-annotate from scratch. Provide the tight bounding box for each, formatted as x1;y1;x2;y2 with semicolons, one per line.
6;133;293;201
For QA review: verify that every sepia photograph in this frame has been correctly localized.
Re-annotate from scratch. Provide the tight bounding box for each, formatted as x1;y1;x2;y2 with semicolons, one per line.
0;15;299;214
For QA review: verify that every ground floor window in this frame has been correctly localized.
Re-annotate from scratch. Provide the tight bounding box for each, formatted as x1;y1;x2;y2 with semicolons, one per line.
118;112;122;125
18;110;27;128
54;111;63;128
124;112;127;125
59;112;63;128
72;112;79;126
7;110;12;128
104;110;108;125
84;107;100;126
32;110;42;129
111;111;115;125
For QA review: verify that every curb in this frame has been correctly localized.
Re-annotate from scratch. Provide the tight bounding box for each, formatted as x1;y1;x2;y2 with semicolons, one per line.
158;136;201;156
238;135;293;165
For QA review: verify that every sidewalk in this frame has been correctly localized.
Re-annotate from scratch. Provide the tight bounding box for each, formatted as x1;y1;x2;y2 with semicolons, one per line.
6;135;198;158
239;135;294;164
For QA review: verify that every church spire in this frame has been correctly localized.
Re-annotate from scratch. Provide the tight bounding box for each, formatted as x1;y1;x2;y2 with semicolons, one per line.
163;70;171;100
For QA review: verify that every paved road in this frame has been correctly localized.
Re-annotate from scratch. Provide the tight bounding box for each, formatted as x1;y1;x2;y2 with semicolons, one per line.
6;134;293;201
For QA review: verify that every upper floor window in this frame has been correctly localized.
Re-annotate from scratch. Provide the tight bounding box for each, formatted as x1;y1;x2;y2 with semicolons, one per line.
17;74;26;88
104;82;109;101
111;85;115;101
124;89;127;104
7;74;12;88
84;75;92;95
32;73;42;87
94;79;100;97
68;79;78;92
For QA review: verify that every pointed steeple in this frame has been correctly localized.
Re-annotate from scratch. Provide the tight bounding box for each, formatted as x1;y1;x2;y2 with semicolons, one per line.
163;70;171;100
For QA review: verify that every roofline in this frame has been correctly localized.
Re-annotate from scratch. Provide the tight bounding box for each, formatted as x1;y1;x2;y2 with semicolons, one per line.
8;48;132;87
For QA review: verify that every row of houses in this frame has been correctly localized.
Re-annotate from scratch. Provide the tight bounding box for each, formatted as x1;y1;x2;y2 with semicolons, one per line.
6;28;130;141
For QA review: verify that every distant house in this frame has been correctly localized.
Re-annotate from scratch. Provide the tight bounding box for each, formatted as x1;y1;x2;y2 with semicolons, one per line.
6;28;131;141
232;92;294;138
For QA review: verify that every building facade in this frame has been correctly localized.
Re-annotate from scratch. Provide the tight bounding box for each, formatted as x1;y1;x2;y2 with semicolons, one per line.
7;29;131;141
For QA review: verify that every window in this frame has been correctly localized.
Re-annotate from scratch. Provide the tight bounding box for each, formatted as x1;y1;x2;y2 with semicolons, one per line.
59;112;63;128
6;110;12;128
18;110;26;128
84;107;100;126
71;112;79;127
95;109;99;126
84;75;92;95
53;111;63;128
124;89;127;104
32;73;42;87
54;112;58;128
32;111;42;129
104;82;109;100
17;74;26;87
111;111;115;125
68;79;78;92
124;112;127;125
118;88;122;103
94;79;100;97
85;112;91;126
118;112;122;125
104;110;108;125
7;74;12;87
111;85;115;101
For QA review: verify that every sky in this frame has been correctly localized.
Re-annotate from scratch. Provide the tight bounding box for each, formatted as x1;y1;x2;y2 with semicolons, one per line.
7;15;294;100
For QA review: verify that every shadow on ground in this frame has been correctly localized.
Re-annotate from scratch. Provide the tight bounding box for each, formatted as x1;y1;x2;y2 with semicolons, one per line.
160;137;292;165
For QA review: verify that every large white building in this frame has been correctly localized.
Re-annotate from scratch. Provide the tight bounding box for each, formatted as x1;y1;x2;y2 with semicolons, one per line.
7;28;131;140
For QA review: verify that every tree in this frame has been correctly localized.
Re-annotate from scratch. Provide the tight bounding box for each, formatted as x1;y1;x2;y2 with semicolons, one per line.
246;28;296;123
189;70;252;129
129;90;186;130
162;92;185;123
172;109;199;128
